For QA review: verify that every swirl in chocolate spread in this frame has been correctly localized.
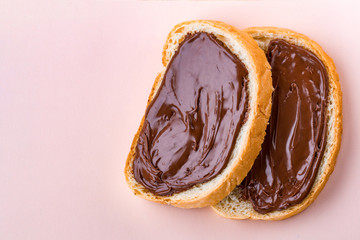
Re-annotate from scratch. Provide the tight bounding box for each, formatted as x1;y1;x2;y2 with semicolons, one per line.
240;39;329;214
133;32;249;196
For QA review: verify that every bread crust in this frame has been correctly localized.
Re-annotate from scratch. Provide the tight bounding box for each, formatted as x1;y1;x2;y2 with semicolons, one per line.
124;20;272;208
212;27;342;219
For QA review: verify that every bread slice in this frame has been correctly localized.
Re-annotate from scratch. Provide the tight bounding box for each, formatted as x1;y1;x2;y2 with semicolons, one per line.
212;27;342;219
124;20;272;208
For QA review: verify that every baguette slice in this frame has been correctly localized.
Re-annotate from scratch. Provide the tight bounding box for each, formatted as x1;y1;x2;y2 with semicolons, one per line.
212;27;342;219
124;20;272;208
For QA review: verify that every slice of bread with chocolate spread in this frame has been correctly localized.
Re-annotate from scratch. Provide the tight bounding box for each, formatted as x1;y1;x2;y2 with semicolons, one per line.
212;27;342;219
124;20;272;208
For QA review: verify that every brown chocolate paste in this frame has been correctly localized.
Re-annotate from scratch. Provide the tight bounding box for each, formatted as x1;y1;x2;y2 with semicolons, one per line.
240;39;328;214
133;32;249;196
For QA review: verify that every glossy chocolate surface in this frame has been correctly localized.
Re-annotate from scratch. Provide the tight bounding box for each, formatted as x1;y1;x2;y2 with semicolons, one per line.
240;39;328;213
133;32;249;195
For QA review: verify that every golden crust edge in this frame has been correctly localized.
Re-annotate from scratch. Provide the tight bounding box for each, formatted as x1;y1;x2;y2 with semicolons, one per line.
212;27;343;220
124;20;273;208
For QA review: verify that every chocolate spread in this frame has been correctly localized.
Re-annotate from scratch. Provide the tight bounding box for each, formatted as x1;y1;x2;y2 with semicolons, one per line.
133;32;249;196
241;39;329;213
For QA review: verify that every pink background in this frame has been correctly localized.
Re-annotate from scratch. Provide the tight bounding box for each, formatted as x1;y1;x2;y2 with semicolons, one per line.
1;1;359;239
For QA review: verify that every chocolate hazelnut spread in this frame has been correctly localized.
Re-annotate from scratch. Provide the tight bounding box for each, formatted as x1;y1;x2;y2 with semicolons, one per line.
240;39;328;213
133;32;249;196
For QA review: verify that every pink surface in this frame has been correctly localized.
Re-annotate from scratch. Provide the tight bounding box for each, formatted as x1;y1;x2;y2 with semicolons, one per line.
1;1;359;239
